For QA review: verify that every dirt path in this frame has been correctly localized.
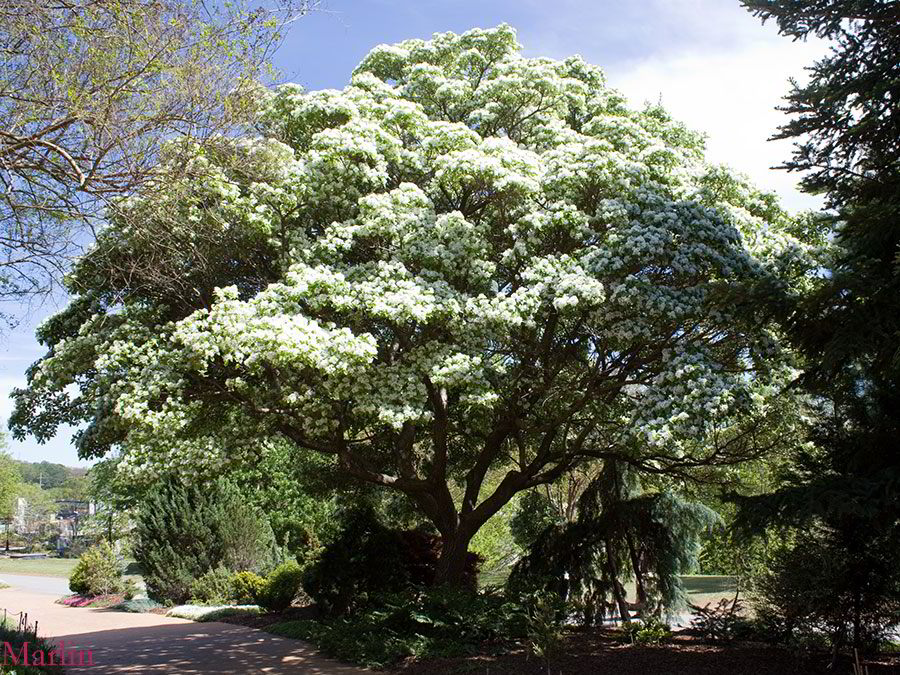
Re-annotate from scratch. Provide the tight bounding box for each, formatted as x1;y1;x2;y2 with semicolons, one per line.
0;586;368;674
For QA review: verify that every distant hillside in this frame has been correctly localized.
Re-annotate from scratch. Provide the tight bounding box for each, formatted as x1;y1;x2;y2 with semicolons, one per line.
13;460;87;489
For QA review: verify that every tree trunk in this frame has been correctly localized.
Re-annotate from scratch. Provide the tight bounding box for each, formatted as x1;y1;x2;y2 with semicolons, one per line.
852;588;862;652
604;538;631;624
625;532;647;610
433;526;476;587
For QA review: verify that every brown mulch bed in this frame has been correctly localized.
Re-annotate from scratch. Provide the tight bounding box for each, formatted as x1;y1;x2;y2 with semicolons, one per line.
205;607;900;674
393;629;900;675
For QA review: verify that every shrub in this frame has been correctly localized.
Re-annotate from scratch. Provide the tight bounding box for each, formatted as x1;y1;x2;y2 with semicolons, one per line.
190;566;235;605
303;507;480;615
231;571;266;605
134;477;279;604
224;564;302;611
690;595;751;643
521;589;566;662
68;541;131;597
117;598;163;613
626;616;671;645
257;561;303;611
751;528;900;653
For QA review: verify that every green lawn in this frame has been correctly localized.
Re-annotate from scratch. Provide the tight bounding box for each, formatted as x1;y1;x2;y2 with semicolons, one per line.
680;575;739;609
615;575;739;611
0;557;144;586
0;557;78;578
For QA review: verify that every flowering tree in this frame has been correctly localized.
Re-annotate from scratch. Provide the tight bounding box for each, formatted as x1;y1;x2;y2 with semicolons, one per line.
12;26;810;584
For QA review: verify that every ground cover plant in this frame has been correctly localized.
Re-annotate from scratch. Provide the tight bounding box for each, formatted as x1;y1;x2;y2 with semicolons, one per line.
0;614;64;675
267;586;530;668
166;604;263;621
58;592;131;609
388;629;900;675
116;598;163;613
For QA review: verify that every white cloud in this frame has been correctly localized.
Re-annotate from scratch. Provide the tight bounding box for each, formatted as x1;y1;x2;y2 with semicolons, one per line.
607;36;828;212
518;0;830;212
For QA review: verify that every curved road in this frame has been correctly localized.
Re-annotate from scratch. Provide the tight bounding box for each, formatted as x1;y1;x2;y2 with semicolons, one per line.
0;573;70;596
0;576;368;674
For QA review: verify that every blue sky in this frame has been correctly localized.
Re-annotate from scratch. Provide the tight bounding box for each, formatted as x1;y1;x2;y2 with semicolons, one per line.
0;0;827;467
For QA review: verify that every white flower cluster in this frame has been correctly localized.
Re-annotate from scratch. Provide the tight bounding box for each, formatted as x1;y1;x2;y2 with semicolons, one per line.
19;25;816;480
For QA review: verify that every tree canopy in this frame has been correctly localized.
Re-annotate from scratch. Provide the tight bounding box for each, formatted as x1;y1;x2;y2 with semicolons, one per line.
743;0;900;383
12;25;813;584
13;459;75;489
735;0;900;526
0;447;20;523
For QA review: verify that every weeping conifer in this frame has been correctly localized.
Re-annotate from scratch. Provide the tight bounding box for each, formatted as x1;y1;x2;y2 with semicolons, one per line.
509;462;719;625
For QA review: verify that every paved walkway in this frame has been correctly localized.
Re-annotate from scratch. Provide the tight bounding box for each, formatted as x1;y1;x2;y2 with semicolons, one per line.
0;573;70;595
0;582;368;674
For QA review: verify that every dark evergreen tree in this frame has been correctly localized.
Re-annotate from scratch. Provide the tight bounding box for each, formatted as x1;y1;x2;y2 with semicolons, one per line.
134;478;278;603
742;0;900;381
736;0;900;654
